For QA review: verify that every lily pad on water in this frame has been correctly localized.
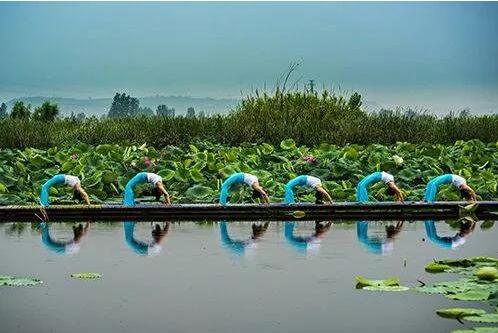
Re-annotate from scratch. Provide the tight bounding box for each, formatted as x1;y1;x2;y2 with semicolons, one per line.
290;210;306;219
70;272;102;279
426;262;451;273
362;285;409;292
436;308;486;319
355;275;400;289
415;286;448;294
446;290;491;301
453;328;498;333
476;267;498;281
1;277;43;287
464;313;498;323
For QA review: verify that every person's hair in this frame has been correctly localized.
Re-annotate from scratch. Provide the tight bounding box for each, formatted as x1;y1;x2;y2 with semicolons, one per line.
72;224;84;240
72;189;83;201
152;187;162;201
315;191;324;204
152;224;162;237
460;188;472;200
252;189;262;199
386;186;396;196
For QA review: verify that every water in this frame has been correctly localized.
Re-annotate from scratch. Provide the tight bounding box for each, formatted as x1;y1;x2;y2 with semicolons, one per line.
0;221;497;333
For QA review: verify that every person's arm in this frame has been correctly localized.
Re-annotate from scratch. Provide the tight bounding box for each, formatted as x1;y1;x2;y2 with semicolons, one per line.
387;182;404;202
157;182;171;204
74;183;91;205
316;185;333;203
83;222;90;235
252;183;270;204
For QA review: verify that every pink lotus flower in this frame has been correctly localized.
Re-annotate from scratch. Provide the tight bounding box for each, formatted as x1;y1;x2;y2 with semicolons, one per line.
144;157;151;167
302;155;317;164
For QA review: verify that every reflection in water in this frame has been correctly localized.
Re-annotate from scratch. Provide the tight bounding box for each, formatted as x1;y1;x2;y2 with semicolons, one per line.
40;222;89;255
424;219;476;249
124;221;169;256
284;221;332;255
356;221;403;255
30;220;483;257
219;221;269;256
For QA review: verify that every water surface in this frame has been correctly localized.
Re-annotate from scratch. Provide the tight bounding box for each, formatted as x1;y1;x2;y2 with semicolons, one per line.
0;221;497;333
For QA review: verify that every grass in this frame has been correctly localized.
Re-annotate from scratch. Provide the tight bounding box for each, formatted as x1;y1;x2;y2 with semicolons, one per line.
0;90;496;149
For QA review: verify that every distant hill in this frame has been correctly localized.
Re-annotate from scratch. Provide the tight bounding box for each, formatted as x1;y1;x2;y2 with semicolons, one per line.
5;95;240;117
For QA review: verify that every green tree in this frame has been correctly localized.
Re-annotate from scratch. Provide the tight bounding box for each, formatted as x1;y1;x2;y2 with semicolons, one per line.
157;104;175;117
108;93;140;118
348;92;362;110
32;101;59;122
186;107;196;118
10;101;31;119
0;102;7;118
137;106;154;117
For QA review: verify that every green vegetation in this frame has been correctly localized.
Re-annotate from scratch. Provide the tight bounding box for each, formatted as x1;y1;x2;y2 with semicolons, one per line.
0;90;497;149
70;272;102;279
0;139;496;205
0;275;43;287
358;256;498;332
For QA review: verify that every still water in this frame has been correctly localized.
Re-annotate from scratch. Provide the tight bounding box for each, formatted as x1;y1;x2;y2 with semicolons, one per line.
0;220;497;333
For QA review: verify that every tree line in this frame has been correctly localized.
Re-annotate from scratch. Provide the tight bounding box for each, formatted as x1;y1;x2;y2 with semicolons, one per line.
0;92;201;121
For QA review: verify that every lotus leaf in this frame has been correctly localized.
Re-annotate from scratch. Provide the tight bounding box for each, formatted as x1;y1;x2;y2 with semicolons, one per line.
290;211;306;219
362;286;409;292
71;272;102;279
464;314;498;323
476;267;498;281
452;328;498;333
446;290;491;301
436;308;486;319
185;185;214;201
415;286;448;294
426;262;451;273
280;139;296;150
1;276;43;287
355;276;399;289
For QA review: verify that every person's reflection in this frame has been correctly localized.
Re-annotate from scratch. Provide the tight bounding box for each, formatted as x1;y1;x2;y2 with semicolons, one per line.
40;222;89;255
124;221;169;256
356;221;403;255
284;221;332;255
220;221;269;257
424;219;476;249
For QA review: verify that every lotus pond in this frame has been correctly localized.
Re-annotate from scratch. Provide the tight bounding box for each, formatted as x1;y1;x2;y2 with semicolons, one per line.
1;220;497;333
0;139;496;205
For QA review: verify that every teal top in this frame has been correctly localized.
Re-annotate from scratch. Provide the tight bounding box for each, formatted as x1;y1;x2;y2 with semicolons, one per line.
123;221;163;256
424;174;454;202
219;221;249;256
356;172;388;253
283;222;317;254
356;221;392;254
123;172;148;207
219;172;245;206
40;222;70;254
40;174;66;207
284;175;310;204
356;172;383;203
123;221;149;255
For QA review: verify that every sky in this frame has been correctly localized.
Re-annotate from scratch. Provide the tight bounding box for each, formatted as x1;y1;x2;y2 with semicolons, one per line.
1;2;497;114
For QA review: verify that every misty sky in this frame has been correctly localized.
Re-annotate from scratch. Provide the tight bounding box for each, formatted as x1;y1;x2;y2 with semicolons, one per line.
1;2;497;113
